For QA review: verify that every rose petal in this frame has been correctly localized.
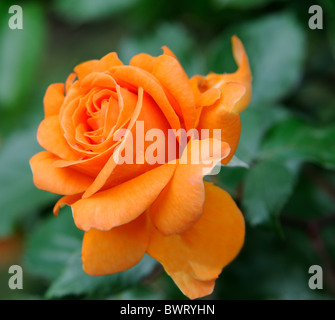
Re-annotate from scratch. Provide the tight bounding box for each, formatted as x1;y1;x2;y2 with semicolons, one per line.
72;162;176;231
167;272;215;300
43;83;65;118
153;54;197;131
149;138;230;235
65;73;77;93
130;53;156;73
96;52;123;71
53;194;82;216
198;87;221;108
197;83;243;165
53;81;137;175
189;75;202;105
82;83;174;198
82;214;148;275
147;182;245;299
130;52;184;120
162;46;178;59
37;115;79;161
74;60;99;81
29;151;94;195
111;65;181;131
81;87;144;198
201;36;252;113
218;82;246;113
73;53;123;82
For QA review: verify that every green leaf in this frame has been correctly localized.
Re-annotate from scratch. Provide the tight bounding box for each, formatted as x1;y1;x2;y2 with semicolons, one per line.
46;252;157;299
214;166;247;198
0;126;58;237
24;207;83;281
0;1;45;110
242;159;297;227
53;0;140;23
235;104;289;164
283;168;335;220
261;117;335;170
208;11;306;104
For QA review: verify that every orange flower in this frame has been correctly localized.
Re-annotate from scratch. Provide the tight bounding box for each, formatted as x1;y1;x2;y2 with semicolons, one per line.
30;36;251;299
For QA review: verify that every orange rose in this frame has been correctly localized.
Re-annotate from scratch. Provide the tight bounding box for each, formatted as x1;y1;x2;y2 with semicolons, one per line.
30;36;251;299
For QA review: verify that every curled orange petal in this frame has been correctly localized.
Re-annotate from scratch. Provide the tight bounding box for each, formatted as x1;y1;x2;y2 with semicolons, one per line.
197;82;243;165
199;36;252;113
53;194;82;216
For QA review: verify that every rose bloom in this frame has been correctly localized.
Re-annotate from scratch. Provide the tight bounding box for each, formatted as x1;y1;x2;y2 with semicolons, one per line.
30;36;251;299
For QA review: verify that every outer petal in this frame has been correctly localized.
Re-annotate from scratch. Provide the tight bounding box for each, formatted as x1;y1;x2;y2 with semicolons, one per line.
231;35;252;110
130;52;183;120
197;82;244;165
216;82;246;113
74;60;99;81
65;73;77;93
29;151;94;195
96;52;123;71
74;53;123;81
169;273;215;300
162;46;178;59
147;182;245;299
82;214;148;275
149;138;230;235
198;87;221;108
199;36;252;113
72;162;176;231
130;47;196;129
130;53;156;73
37;115;79;161
43;83;65;118
53;194;82;216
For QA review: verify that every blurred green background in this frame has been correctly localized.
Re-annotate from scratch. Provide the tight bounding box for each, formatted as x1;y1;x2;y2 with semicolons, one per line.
0;0;335;300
